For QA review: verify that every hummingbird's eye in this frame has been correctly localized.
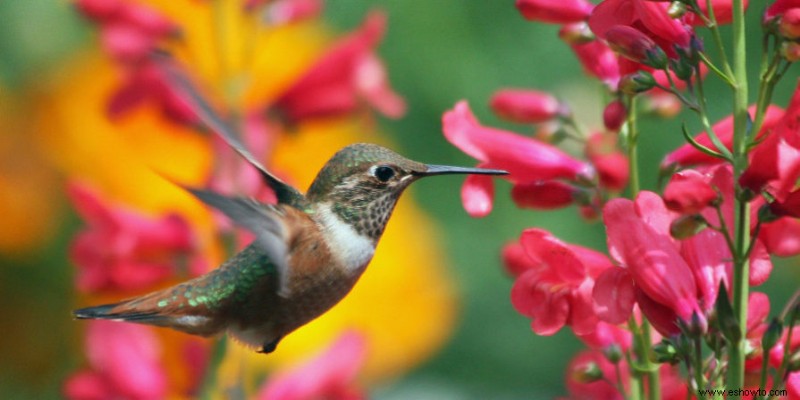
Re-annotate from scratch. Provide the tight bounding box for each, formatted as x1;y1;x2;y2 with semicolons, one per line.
373;165;396;182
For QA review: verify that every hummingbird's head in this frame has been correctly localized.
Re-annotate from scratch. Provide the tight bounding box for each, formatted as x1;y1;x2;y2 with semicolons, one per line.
307;143;506;240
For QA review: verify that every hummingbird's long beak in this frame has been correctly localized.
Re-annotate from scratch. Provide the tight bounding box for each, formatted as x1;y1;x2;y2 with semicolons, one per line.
416;164;509;177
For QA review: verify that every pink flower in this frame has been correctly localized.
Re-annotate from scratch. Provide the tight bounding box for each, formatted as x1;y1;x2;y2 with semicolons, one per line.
510;229;614;335
760;217;800;256
604;25;667;67
780;8;800;39
443;101;592;216
77;0;177;63
273;11;405;123
511;180;577;210
489;89;565;124
740;82;800;195
515;0;595;24
596;187;772;335
63;321;167;400
662;105;785;168
588;0;692;58
601;192;703;334
766;0;800;22
569;40;629;89
107;61;197;124
685;0;750;26
67;182;203;293
663;169;718;214
257;331;367;400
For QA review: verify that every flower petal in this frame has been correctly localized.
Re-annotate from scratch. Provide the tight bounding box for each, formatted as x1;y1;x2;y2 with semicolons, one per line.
461;172;495;218
592;267;635;324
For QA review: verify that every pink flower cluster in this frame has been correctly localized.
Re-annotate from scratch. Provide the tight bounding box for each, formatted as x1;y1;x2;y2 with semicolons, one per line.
443;0;800;397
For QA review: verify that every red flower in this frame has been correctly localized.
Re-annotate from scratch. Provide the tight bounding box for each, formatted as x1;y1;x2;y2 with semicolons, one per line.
662;105;785;168
604;25;667;67
273;11;405;123
489;89;565;124
760;217;800;256
740;82;800;195
569;40;630;89
516;0;595;24
596;186;772;335
510;229;614;335
511;180;577;210
663;169;718;214
588;0;692;58
443;101;592;216
601;192;703;334
67;182;203;293
63;321;167;400
685;0;750;26
766;0;800;22
257;331;367;400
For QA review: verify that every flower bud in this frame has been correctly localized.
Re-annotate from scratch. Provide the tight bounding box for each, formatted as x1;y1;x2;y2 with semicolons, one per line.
782;41;800;62
603;100;626;131
489;89;565;124
516;0;595;24
780;8;800;39
571;361;603;383
605;25;668;69
789;351;800;372
603;344;623;364
653;340;680;364
670;214;707;239
559;22;595;45
511;181;576;209
762;318;783;353
619;71;656;94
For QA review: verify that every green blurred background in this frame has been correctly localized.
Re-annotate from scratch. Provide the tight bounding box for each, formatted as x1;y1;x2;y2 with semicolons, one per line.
1;0;798;398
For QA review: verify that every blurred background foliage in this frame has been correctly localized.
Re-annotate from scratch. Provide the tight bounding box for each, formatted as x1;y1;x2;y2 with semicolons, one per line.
0;0;798;399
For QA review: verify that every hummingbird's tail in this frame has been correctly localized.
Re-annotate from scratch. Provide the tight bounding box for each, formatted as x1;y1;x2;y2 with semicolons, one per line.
72;291;222;337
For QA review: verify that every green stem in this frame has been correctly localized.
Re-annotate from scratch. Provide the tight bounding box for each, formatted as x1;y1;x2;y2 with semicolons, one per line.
623;97;660;400
627;318;646;400
725;0;750;395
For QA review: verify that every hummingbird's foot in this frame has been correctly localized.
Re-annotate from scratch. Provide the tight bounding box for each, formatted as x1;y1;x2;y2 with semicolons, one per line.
258;337;281;354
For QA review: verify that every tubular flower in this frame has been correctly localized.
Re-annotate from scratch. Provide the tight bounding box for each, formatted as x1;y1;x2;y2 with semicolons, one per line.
63;321;167;400
256;331;367;400
604;25;667;67
67;182;204;293
602;100;626;131
443;100;592;217
740;82;800;196
273;11;406;123
588;0;692;58
663;169;718;214
511;180;578;210
569;40;630;89
596;187;772;335
510;228;614;336
515;0;595;24
601;192;704;334
489;88;566;124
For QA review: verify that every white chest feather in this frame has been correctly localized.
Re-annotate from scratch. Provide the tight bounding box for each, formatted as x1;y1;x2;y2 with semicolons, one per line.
315;204;375;274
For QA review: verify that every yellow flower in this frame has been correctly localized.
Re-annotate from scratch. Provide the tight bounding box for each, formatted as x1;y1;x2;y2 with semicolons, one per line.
48;0;458;393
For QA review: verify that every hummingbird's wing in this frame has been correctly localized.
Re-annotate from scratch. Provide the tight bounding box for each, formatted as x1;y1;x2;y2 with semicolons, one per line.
151;51;308;209
183;186;294;297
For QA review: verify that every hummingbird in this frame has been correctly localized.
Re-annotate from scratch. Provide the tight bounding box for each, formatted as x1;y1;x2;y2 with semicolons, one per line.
73;54;508;354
